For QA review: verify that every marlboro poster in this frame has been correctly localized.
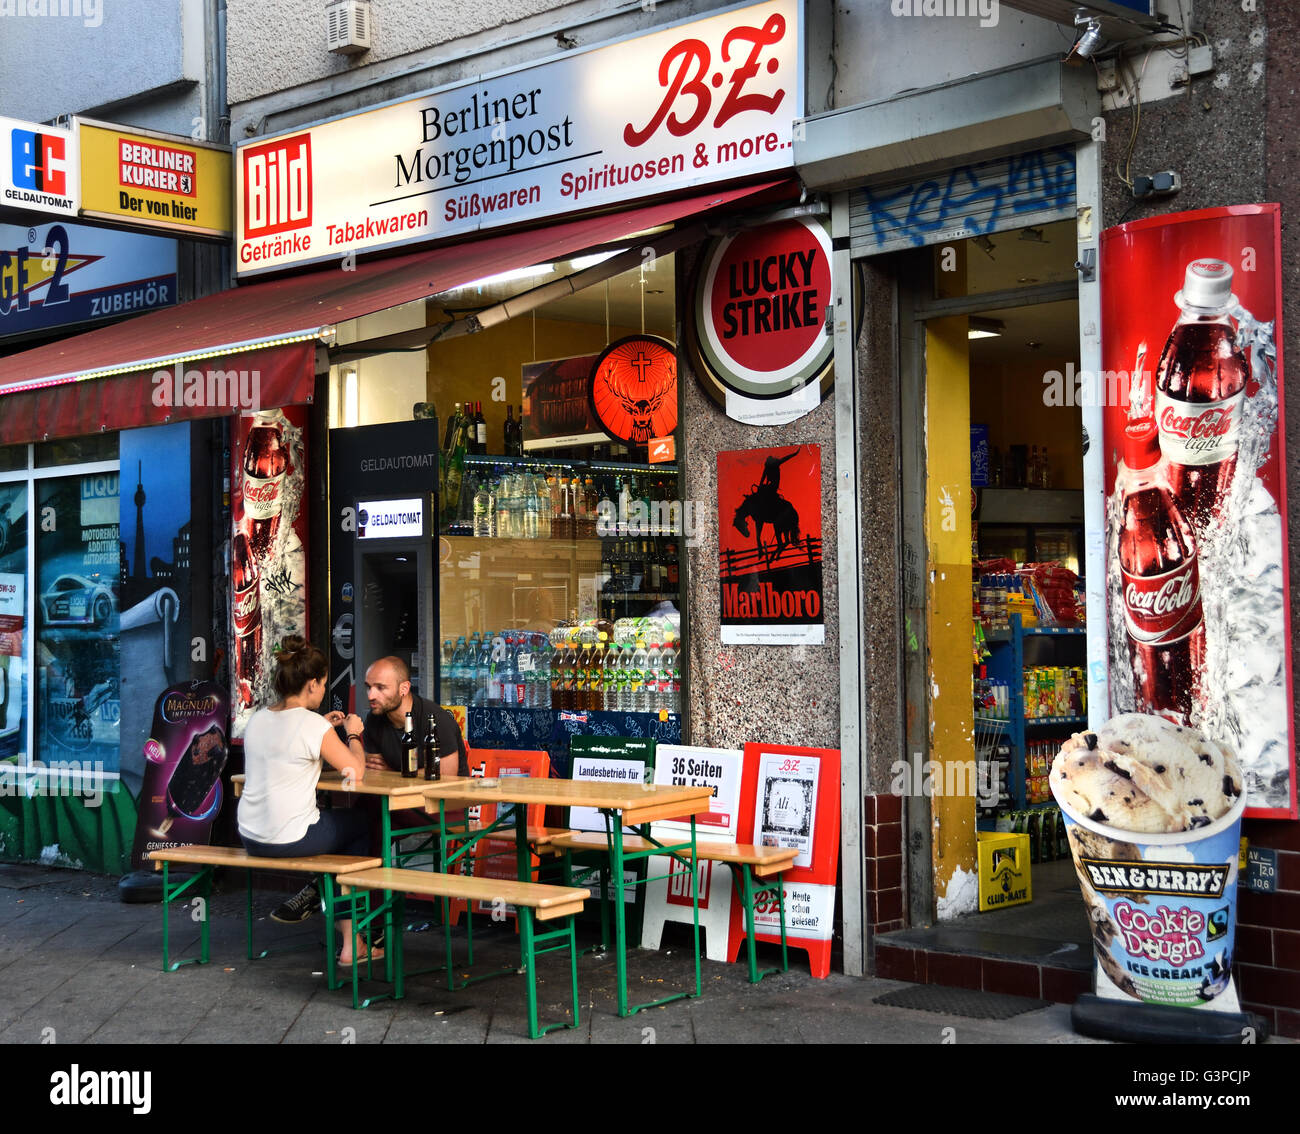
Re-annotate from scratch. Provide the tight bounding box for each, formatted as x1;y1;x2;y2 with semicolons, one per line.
717;444;824;645
231;406;309;738
1100;204;1295;818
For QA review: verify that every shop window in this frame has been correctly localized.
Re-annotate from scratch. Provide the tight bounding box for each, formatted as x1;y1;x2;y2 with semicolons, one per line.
0;445;27;474
36;433;118;468
34;472;121;773
0;483;28;764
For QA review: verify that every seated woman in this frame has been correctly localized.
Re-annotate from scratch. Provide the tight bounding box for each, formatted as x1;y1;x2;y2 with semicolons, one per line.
237;636;377;964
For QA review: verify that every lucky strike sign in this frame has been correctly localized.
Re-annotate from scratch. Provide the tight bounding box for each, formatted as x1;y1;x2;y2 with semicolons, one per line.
691;214;832;406
234;0;800;275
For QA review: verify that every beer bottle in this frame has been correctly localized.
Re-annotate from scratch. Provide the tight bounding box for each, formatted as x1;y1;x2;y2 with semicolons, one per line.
400;711;418;778
422;714;441;781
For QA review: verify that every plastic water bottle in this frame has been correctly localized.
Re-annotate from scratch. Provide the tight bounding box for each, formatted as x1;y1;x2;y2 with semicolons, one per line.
658;640;676;714
646;642;663;713
473;476;495;538
500;636;523;706
475;634;494;705
631;639;649;713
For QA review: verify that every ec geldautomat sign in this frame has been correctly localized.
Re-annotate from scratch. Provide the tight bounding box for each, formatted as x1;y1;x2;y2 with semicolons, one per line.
75;119;233;241
689;213;834;425
0;116;78;217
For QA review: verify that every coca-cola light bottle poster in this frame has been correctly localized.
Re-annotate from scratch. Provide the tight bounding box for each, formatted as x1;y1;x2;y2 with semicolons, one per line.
230;406;309;738
1100;204;1295;818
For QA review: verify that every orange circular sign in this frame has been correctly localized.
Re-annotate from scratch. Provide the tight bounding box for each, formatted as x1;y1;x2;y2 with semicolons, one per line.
589;335;678;445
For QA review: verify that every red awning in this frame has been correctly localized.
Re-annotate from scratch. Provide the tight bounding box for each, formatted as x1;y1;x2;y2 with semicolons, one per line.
0;181;791;444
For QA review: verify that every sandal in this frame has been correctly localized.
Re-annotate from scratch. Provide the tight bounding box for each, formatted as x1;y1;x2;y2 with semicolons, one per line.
339;941;385;966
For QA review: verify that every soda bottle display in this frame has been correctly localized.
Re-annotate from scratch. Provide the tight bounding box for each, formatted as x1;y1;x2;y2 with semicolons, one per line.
242;410;290;559
1154;259;1249;532
1116;390;1206;726
231;530;262;708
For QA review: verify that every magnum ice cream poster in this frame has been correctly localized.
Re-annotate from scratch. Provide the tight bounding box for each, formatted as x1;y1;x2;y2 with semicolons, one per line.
231;406;309;738
1100;204;1295;818
717;444;824;645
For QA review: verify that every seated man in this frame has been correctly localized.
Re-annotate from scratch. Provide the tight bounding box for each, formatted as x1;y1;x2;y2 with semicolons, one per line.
344;655;467;777
270;655;467;924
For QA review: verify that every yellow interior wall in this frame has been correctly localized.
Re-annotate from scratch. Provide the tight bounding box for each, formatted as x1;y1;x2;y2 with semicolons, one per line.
424;309;645;447
925;314;977;908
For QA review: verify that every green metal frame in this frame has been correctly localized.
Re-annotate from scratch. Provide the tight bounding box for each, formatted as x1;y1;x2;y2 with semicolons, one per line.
558;811;701;1017
158;862;365;990
731;867;790;984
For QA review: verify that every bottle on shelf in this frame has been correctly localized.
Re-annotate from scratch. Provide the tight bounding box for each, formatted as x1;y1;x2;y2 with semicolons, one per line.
503;404;518;457
631;638;649;712
473;473;496;538
441;409;470;527
443;403;462;452
474;401;487;455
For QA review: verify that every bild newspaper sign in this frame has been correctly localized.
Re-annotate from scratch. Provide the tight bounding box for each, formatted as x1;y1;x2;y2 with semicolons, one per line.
234;0;801;275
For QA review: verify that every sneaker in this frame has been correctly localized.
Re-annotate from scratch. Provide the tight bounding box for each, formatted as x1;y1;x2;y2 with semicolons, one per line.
271;881;319;924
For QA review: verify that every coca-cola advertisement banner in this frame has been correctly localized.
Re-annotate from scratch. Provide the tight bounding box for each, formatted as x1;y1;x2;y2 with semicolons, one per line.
231;406;309;738
1100;204;1295;819
717;444;823;645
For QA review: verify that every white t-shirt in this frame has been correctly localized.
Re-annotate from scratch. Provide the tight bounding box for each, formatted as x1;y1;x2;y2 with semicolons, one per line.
237;706;333;845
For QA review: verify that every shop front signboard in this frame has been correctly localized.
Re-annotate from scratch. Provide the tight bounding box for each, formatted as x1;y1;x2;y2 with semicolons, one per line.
0;115;78;218
1099;203;1295;819
689;213;834;425
233;0;800;276
0;219;177;339
74;119;233;241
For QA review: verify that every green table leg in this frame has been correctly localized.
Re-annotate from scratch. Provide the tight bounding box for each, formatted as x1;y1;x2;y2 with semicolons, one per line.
610;812;629;1017
161;863;212;972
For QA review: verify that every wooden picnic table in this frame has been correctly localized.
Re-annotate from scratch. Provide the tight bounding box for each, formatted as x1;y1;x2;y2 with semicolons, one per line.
422;776;713;1016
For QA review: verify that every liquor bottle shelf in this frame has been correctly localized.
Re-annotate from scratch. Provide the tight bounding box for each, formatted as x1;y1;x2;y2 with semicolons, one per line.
1024;715;1088;727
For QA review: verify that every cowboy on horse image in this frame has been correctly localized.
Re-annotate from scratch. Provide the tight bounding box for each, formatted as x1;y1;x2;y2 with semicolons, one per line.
733;448;803;567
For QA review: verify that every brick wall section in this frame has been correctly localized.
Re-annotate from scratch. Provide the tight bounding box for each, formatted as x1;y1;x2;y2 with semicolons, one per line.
864;793;904;935
1235;819;1300;1040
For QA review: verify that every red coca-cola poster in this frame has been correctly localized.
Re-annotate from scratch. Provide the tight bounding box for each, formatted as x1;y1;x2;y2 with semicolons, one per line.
717;444;823;645
230;406;309;738
1100;204;1295;819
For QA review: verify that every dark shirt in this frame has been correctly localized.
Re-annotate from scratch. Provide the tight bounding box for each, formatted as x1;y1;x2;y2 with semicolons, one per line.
362;693;467;774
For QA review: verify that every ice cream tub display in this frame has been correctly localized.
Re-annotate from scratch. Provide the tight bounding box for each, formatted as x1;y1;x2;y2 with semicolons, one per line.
1050;713;1246;1011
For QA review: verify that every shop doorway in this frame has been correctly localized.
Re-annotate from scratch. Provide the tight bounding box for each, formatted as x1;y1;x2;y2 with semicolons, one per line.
890;220;1096;997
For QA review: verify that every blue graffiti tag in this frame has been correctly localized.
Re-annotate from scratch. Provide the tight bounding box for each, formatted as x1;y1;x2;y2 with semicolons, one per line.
861;147;1076;248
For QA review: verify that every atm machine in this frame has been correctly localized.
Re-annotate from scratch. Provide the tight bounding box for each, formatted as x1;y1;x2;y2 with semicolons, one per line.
352;493;438;697
329;417;442;715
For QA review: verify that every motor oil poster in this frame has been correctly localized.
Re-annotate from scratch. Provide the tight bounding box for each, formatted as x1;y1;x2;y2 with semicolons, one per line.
717;444;823;644
1099;204;1294;818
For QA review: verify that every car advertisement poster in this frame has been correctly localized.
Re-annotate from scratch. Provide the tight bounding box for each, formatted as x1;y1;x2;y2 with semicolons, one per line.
716;443;824;644
36;472;120;773
1099;204;1295;818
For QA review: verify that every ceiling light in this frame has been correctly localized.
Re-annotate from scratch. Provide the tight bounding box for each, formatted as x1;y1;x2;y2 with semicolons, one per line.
968;317;1005;340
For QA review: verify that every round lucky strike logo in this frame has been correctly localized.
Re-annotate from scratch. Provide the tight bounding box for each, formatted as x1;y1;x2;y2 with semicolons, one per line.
692;216;834;403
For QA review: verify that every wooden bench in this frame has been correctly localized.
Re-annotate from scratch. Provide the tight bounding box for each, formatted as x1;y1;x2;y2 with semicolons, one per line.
545;832;799;983
340;867;589;1038
146;845;383;990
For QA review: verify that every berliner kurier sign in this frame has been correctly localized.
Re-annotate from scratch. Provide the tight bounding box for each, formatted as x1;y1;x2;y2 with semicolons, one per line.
233;0;800;276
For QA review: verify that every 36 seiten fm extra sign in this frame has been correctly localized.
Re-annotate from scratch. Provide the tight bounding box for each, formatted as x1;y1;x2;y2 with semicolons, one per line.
0;115;78;217
75;119;233;241
233;0;801;276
